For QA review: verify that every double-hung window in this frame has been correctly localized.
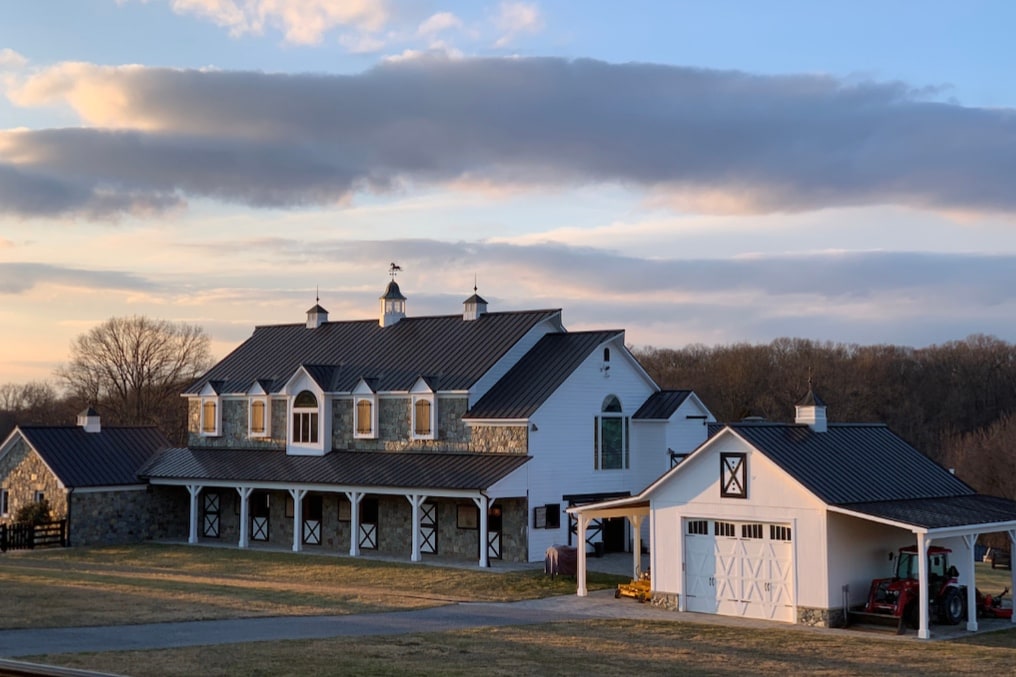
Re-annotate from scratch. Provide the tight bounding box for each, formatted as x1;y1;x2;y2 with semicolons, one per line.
594;395;629;470
292;390;319;444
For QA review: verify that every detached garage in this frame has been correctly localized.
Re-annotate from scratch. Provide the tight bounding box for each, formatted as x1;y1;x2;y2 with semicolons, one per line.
570;387;1016;639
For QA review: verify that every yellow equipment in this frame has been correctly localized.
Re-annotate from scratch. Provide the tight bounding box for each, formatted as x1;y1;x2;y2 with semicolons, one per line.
615;569;651;602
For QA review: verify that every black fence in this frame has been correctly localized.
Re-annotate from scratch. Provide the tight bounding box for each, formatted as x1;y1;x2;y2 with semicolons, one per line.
0;520;68;553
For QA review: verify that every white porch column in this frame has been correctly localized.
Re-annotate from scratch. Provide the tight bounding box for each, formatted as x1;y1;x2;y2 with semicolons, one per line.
630;514;644;580
186;484;202;545
407;494;427;562
289;488;308;553
917;532;931;640
1009;529;1016;625
576;513;588;596
962;533;979;632
472;495;489;568
237;487;253;549
346;491;363;557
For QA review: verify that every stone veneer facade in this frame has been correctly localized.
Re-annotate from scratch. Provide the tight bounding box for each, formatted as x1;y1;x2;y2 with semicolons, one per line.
0;435;188;546
797;606;845;628
0;436;67;522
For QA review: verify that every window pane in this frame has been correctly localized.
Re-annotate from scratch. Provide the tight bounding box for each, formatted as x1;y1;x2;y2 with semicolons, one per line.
310;412;318;443
294;390;317;408
600;417;623;469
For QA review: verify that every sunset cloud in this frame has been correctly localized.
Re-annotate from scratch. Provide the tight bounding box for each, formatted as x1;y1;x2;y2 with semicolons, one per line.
3;56;1015;220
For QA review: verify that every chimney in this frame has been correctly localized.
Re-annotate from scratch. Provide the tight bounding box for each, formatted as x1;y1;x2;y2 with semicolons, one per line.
463;287;488;321
77;406;101;433
306;303;328;329
380;280;407;327
794;383;827;433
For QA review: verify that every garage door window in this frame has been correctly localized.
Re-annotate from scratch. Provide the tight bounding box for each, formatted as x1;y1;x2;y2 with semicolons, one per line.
770;525;792;541
715;521;735;537
741;523;763;539
688;519;708;535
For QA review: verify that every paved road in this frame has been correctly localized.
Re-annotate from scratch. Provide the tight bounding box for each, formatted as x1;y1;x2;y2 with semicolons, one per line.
0;591;678;658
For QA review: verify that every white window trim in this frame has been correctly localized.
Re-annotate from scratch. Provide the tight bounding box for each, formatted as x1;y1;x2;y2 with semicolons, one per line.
594;395;629;471
411;394;437;440
200;397;221;437
249;397;270;438
354;395;378;439
0;488;8;516
290;391;322;448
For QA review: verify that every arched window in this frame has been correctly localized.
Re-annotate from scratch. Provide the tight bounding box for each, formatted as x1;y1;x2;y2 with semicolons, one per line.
603;347;611;362
292;390;319;444
594;395;628;470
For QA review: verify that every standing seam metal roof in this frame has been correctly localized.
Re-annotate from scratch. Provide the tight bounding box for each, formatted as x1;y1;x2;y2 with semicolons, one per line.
184;309;561;396
463;331;623;420
17;426;170;488
633;390;692;419
721;422;973;505
141;447;530;491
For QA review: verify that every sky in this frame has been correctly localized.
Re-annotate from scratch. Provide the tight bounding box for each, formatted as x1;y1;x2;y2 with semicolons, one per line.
2;1;1016;385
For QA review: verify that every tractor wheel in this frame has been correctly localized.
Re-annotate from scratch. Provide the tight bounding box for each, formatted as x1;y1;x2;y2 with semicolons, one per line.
939;587;964;625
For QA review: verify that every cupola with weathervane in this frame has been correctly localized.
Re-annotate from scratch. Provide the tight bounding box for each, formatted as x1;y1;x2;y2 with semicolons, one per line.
306;290;328;329
463;277;488;321
380;262;407;327
794;379;827;433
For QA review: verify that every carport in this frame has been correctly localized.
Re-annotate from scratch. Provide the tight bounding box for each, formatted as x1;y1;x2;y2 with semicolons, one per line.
567;499;649;597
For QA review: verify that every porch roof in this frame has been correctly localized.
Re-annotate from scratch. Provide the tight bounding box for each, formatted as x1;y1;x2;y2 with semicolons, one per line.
140;447;530;492
834;494;1016;532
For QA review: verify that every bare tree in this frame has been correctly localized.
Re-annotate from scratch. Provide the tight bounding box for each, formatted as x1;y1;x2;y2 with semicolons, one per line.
57;316;213;443
0;381;70;439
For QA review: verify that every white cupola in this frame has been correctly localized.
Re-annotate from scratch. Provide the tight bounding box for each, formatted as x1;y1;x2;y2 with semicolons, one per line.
794;382;827;433
306;303;328;329
77;406;101;433
380;263;407;327
463;284;488;321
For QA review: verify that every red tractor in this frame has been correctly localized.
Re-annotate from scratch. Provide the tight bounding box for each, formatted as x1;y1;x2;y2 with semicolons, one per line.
864;545;966;629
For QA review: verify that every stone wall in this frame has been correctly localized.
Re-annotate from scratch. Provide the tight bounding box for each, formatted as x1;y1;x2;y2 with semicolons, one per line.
333;397;473;452
469;425;528;454
0;436;66;522
649;592;679;611
70;489;152;546
188;398;286;450
797;606;845;628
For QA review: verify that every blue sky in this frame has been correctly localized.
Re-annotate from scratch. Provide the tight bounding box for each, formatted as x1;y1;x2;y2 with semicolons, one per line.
2;1;1016;385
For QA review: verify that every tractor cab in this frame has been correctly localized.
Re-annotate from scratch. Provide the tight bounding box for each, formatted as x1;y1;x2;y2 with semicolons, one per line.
864;545;965;628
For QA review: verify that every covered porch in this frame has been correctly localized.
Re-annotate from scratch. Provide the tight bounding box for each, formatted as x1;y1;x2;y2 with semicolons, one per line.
142;447;531;567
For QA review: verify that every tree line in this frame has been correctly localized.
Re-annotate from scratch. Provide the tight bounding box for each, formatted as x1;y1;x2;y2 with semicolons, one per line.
3;319;1014;503
633;334;1016;501
1;316;212;446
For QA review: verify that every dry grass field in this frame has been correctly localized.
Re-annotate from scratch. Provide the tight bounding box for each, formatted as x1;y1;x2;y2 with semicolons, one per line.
2;544;1015;676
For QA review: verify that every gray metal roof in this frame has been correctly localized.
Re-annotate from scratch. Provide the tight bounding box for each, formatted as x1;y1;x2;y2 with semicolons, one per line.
141;447;530;491
464;330;622;420
633;390;692;420
722;422;973;505
18;426;170;488
840;494;1016;530
184;309;560;395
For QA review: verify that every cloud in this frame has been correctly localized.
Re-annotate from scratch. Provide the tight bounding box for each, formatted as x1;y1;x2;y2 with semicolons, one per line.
494;2;544;47
0;262;156;294
0;48;27;70
4;57;1016;219
127;0;389;45
418;12;463;37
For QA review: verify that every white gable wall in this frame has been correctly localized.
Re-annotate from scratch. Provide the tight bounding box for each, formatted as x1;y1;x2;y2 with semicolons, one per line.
631;400;713;491
649;431;830;610
524;337;657;561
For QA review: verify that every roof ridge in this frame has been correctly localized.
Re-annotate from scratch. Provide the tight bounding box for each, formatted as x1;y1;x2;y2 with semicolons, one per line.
253;307;562;330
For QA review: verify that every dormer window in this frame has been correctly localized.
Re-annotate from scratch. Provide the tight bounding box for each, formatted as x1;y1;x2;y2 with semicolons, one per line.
355;397;377;438
249;398;269;437
292;390;319;444
412;395;436;440
201;398;220;436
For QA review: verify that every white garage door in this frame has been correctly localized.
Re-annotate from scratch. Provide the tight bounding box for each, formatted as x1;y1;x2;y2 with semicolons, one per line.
685;519;794;622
